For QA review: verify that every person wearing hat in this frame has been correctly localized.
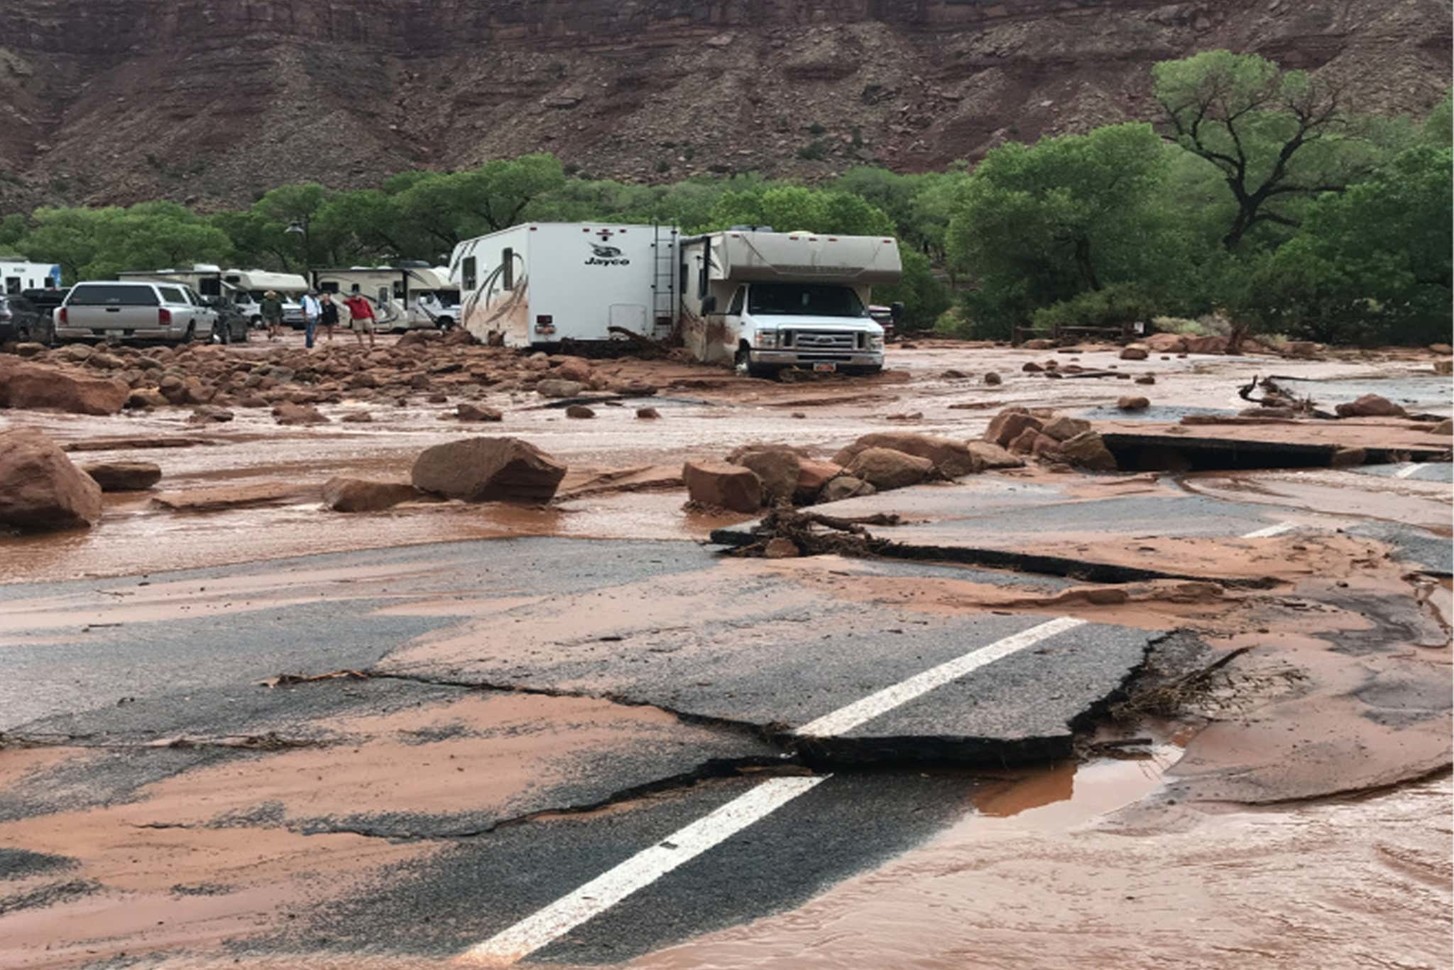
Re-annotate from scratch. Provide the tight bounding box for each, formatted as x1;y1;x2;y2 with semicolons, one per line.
260;290;284;341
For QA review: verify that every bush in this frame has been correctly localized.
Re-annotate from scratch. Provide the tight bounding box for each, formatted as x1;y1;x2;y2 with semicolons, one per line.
1030;283;1158;336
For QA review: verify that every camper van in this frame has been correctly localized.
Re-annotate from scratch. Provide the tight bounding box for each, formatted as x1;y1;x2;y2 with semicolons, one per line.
312;265;460;331
449;224;899;376
0;259;62;295
119;266;309;328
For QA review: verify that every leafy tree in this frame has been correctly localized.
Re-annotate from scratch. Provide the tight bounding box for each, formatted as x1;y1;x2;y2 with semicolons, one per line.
704;185;895;236
945;123;1187;337
1247;145;1452;345
1154;51;1381;250
0;213;26;250
19;203;232;280
875;249;951;332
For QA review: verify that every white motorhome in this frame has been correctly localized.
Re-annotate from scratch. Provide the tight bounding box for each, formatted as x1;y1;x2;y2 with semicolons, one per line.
449;224;899;375
119;266;309;326
451;223;677;346
313;265;460;331
678;229;900;375
0;259;62;294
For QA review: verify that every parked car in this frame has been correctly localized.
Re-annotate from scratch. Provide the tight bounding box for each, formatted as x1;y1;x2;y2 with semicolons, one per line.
55;281;213;345
1;288;65;345
195;294;248;344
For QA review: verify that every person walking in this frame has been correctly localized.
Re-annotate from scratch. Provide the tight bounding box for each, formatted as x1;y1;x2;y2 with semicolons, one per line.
301;290;322;349
343;293;377;348
319;292;340;343
260;290;284;341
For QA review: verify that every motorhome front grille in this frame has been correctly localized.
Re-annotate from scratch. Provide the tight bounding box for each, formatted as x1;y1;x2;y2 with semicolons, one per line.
786;330;857;350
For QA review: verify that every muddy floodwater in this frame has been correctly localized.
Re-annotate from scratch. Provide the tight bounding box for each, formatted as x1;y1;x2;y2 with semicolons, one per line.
0;338;1449;969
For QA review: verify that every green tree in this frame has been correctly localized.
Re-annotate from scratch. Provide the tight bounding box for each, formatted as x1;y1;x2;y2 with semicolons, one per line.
945;123;1186;337
1154;51;1381;250
20;203;232;280
704;185;895;236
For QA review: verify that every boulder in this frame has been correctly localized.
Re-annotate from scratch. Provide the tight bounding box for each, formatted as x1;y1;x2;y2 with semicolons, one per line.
983;372;1002;386
1119;345;1149;361
796;459;845;501
1059;431;1119;472
820;475;876;503
1435;359;1453;376
1006;427;1048;455
82;461;162;492
321;477;420;513
188;405;234;424
536;379;585;399
844;447;933;491
341;411;374;423
565;404;596;419
1429;418;1452;436
966;441;1026;470
457;403;503;422
1022;362;1044;373
1135;375;1157;385
273;403;331;425
683;459;763;513
412;437;567;503
553;357;594;383
1117;396;1150;411
0;428;104;531
732;447;802;505
1041;416;1092;442
0;360;129;415
636;407;661;419
126;388;168;409
984;409;1044;448
836;432;982;477
1145;333;1188;354
1334;394;1406;419
1184;335;1229;354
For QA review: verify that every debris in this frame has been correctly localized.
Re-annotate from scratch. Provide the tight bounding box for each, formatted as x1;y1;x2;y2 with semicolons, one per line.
261;669;370;688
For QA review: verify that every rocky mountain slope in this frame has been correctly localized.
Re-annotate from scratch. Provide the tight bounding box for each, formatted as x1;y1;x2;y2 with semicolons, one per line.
0;0;1447;210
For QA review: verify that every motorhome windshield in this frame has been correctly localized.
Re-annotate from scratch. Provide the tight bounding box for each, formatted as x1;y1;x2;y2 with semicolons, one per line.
747;283;865;318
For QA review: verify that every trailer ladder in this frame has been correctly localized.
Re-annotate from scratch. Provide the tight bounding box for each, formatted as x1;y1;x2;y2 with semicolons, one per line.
650;225;678;340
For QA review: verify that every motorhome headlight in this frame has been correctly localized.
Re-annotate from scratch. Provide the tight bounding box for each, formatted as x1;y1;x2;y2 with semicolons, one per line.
753;330;780;349
867;334;885;351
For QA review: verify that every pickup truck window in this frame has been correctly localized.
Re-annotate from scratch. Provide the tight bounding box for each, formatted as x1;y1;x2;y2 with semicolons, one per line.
68;284;159;306
158;286;187;304
747;283;865;318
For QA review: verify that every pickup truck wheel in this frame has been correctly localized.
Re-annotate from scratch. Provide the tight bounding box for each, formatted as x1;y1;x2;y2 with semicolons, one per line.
182;323;196;344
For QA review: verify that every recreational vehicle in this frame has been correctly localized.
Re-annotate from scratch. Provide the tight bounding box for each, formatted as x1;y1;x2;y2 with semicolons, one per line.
0;259;62;295
449;224;899;376
118;266;309;327
312;265;460;331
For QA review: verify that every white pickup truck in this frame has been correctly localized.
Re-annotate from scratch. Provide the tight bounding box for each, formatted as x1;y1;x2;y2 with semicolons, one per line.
55;281;215;345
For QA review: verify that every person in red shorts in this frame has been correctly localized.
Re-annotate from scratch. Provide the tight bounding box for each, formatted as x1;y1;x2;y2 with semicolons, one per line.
343;293;377;348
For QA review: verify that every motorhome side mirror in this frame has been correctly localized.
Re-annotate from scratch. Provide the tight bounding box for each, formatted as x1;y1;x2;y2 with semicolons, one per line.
890;302;905;322
701;295;718;314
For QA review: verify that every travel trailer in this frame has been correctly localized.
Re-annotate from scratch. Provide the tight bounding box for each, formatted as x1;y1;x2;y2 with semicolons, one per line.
312;265;460;331
118;266;309;326
0;259;62;294
449;224;901;376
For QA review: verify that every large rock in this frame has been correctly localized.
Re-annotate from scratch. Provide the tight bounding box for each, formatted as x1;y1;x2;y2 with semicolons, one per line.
1335;394;1406;418
1059;431;1119;472
966;440;1026;470
984;409;1044;448
0;360;129;416
834;432;982;477
730;447;802;505
796;459;845;501
683;459;763;513
1429;418;1452;436
321;477;420;513
536;379;585;399
1144;333;1189;354
413;437;567;504
820;475;876;503
1041;416;1092;441
82;461;162;492
1117;396;1150;411
553;357;594;383
1119;345;1149;361
1184;335;1230;354
273;403;331;425
844;447;933;491
0;428;104;531
457;403;503;422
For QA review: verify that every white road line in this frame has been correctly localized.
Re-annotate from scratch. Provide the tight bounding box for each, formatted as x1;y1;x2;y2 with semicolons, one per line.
1242;522;1295;539
461;775;828;965
1394;463;1426;479
794;615;1087;737
462;614;1088;965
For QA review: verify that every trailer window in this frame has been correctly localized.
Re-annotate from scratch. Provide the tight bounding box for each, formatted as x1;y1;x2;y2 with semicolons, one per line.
727;286;745;316
747;283;866;318
5;277;19;294
462;257;477;291
697;257;708;300
501;248;514;291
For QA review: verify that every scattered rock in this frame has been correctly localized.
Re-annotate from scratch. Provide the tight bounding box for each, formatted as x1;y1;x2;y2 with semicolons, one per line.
835;432;981;478
844;447;933;491
984;409;1044;448
0;359;129;415
536;379;585;399
82;461;162;492
1144;333;1189;354
0;429;103;531
152;482;315;512
273;403;330;425
763;537;801;559
412;437;567;503
983;372;1002;386
795;459;845;501
1059;431;1119;472
396;330;441;348
553;357;594;383
1135;375;1157;385
427;393;449;404
636;407;661;419
941;369;968;379
457;403;503;422
1041;416;1092;442
321;477;419;513
1433;359;1452;376
188;405;234;424
1429;418;1452;436
13;342;46;358
732;447;802;506
1184;335;1229;354
1431;343;1454;354
966;440;1026;469
1022;362;1044;373
819;475;876;502
125;388;168;409
1117;396;1150;411
340;411;374;423
1334;394;1406;418
565;404;596;419
1022;338;1054;350
683;459;763;513
1119;345;1149;361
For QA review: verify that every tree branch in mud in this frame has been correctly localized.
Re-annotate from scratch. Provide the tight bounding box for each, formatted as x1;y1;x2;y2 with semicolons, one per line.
727;508;904;558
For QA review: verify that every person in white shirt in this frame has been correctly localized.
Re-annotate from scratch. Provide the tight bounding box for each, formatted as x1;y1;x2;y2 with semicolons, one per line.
301;291;322;348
